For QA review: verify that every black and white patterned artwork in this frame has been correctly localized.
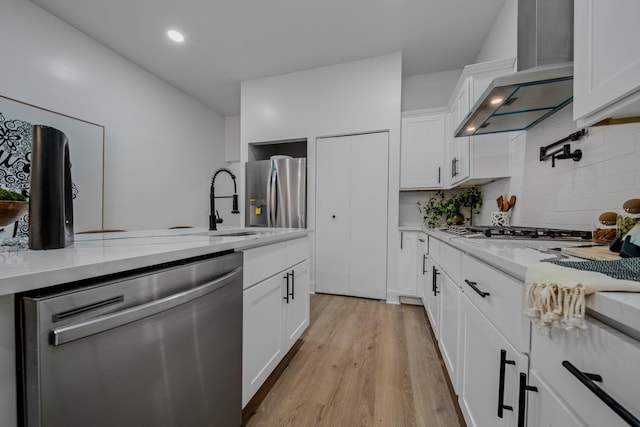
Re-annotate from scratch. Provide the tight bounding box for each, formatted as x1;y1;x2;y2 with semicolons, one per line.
0;95;104;239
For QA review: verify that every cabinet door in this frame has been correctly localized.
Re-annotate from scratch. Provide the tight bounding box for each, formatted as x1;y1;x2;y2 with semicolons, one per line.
439;272;461;393
450;136;470;186
574;0;640;125
282;259;310;352
418;236;429;304
427;262;442;339
451;78;471;132
398;232;419;297
459;294;528;427
242;274;285;407
526;370;587;427
400;113;445;189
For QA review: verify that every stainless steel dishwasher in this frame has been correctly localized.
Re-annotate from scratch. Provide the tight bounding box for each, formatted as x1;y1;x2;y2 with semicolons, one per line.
18;251;242;427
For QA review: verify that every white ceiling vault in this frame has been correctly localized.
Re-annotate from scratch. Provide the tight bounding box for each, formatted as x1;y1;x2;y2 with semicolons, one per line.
31;0;507;116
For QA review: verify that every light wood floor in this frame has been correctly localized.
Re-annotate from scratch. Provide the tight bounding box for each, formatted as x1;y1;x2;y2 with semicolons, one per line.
245;294;466;427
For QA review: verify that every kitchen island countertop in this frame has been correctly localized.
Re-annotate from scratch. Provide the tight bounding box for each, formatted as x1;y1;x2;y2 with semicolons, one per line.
0;227;310;296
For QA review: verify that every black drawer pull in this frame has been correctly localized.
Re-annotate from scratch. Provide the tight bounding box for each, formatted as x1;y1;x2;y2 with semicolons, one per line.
465;279;490;298
562;361;640;427
498;349;515;417
283;273;290;304
517;373;538;427
422;254;427;275
432;266;440;296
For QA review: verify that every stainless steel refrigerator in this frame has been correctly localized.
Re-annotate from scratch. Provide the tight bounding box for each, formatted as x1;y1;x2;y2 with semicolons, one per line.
246;156;306;228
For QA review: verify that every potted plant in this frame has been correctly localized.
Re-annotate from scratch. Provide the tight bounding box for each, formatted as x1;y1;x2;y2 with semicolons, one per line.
418;188;482;228
0;188;28;227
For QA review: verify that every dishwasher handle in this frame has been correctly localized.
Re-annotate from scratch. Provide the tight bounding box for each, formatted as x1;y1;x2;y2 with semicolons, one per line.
50;266;242;346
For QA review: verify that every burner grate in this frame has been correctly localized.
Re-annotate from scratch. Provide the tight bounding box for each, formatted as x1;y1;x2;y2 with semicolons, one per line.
466;226;592;240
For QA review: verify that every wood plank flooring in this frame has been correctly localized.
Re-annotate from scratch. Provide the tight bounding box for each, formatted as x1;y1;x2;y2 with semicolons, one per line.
245;294;465;427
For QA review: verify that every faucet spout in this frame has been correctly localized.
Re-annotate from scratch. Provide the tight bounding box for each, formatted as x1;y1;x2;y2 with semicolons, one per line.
210;168;239;231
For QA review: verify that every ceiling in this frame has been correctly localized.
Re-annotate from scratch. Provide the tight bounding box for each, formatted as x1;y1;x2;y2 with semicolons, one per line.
31;0;507;117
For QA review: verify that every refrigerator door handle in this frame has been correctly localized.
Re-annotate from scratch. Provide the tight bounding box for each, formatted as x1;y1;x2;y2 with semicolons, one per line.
266;165;277;227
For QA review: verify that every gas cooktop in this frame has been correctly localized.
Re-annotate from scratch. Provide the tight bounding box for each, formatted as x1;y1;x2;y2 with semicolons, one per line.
446;225;593;240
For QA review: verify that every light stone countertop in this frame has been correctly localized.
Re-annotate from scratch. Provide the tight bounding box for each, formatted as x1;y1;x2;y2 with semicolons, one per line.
0;227;310;296
402;226;640;340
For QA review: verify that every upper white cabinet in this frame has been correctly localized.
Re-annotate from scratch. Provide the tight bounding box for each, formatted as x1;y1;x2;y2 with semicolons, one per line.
400;109;447;190
574;0;640;127
447;58;515;187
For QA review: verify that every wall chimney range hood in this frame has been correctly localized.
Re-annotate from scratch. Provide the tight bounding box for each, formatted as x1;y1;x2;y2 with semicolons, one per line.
455;0;574;137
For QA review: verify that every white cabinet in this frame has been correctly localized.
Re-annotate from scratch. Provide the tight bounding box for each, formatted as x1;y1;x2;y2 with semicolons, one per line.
419;235;430;305
398;231;419;297
242;237;310;407
447;58;515;187
283;259;310;351
526;369;587;427
439;272;461;392
243;273;285;407
459;293;528;427
400;110;447;190
574;0;640;127
529;316;640;427
316;132;388;300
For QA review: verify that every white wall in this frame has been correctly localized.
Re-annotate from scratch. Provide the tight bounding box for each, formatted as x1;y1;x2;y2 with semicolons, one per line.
478;106;640;229
475;0;517;63
225;115;241;162
401;70;462;112
0;0;227;231
241;52;402;301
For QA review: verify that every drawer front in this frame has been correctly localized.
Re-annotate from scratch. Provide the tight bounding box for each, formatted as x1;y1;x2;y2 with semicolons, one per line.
462;255;529;353
531;318;640;427
286;237;310;267
526;369;587;427
243;241;287;289
439;242;461;284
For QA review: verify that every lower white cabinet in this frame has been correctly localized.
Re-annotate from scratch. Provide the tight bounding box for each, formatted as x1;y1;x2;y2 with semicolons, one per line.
459;293;528;427
242;238;310;408
529;316;640;427
439;271;461;392
526;369;586;427
398;231;419;297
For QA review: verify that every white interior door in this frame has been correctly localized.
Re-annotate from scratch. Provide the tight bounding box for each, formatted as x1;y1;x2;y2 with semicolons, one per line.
315;132;388;299
348;132;388;299
315;136;350;296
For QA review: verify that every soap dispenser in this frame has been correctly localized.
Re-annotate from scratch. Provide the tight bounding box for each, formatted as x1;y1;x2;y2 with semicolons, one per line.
28;125;74;249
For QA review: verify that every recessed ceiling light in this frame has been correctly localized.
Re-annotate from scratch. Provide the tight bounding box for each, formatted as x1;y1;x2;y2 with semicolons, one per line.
490;97;504;105
167;30;184;43
466;126;476;132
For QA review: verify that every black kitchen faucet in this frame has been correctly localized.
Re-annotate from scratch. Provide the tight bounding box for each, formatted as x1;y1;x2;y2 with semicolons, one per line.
210;168;239;230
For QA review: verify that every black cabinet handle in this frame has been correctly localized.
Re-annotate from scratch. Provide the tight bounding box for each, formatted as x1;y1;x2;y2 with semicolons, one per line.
465;279;490;298
432;266;440;296
498;349;515;417
438;166;441;183
422;254;427;275
562;361;640;427
290;270;295;299
517;373;538;427
283;273;290;304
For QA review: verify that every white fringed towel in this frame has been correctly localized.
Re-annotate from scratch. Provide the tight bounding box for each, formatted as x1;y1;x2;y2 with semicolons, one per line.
525;261;640;332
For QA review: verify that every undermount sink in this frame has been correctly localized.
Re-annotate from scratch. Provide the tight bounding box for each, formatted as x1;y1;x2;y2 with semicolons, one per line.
214;231;262;237
191;230;263;237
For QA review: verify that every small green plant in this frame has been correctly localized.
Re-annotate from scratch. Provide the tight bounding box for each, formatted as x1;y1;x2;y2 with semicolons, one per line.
417;188;482;228
0;188;27;201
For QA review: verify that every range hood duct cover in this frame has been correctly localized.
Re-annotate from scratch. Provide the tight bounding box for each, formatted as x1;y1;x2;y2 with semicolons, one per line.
456;0;574;137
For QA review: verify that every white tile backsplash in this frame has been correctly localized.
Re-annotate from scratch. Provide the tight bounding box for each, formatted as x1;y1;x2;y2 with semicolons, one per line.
478;106;640;229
